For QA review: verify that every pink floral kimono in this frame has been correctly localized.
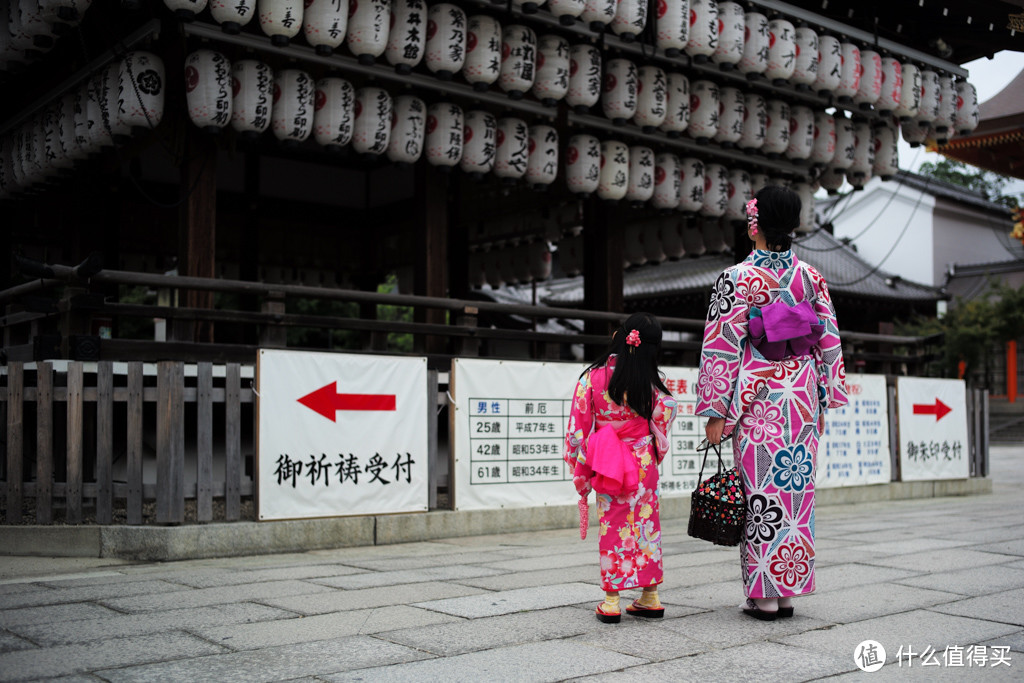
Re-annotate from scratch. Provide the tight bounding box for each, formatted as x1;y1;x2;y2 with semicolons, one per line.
696;250;848;600
564;357;678;592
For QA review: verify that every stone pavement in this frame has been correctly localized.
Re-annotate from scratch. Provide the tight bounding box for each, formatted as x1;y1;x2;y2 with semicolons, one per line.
1;446;1022;682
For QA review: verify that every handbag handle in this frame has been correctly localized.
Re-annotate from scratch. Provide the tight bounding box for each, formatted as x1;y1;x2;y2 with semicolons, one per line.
695;435;731;483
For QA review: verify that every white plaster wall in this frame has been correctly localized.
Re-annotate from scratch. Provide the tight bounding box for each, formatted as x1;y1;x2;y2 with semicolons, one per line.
932;199;1021;285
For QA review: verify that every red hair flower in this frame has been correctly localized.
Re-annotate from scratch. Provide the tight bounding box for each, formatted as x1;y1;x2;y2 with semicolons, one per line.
626;329;641;347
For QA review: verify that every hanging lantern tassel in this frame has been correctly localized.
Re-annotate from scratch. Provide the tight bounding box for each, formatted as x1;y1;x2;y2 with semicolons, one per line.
526;125;559;190
185;50;233;133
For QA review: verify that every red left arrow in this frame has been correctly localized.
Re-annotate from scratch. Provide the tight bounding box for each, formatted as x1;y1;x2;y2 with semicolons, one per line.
298;382;396;422
912;397;952;422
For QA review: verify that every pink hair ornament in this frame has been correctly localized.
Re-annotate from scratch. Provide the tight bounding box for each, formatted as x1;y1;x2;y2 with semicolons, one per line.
626;329;642;348
746;198;759;236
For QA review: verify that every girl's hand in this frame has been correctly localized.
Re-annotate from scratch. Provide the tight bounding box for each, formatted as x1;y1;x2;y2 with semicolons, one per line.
705;417;725;445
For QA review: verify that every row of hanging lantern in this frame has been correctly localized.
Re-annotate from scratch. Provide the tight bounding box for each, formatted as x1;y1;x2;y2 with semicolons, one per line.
467;240;553;288
0;52;164;197
1;0;94;72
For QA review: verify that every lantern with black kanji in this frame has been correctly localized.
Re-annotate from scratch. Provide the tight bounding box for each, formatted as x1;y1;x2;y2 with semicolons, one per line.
463;15;501;91
313;76;355;151
565;133;600;195
656;0;689;57
785;104;813;161
567;44;601;113
425;102;463;167
386;94;425;164
59;92;85;161
494;117;529;180
726;168;752;223
425;3;466;80
352;86;392;154
71;86;92;157
271;69;314;145
660;71;689;137
258;0;302;46
634;65;667;132
895;63;921;121
854;50;882;109
101;63;130;141
533;34;570;106
652;152;680;209
499;24;536;99
461;109;497;177
848;119;873;186
119;52;164;133
386;0;425;74
917;69;940;124
738;11;768;78
713;1;744;69
739;93;766;151
346;0;391;65
810;111;835;166
762;98;789;157
685;0;718;63
625;145;654;203
872;119;898;180
955;80;979;136
598;139;629;201
814;34;841;94
933;74;956;139
602;58;638;125
526;125;559;189
185;49;232;132
611;0;647;42
209;0;254;33
876;56;902;115
581;0;616;33
701;162;727;217
835;41;860;102
792;26;818;88
765;18;795;83
832;115;855;170
304;0;348;55
713;86;744;147
231;59;273;138
678;156;704;213
687;79;718;141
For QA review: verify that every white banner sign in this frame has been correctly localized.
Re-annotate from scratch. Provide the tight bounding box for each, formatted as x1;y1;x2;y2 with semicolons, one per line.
897;377;969;480
819;374;892;488
257;350;428;520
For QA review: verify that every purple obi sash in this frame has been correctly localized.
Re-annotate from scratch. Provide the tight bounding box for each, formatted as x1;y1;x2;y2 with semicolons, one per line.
748;299;825;361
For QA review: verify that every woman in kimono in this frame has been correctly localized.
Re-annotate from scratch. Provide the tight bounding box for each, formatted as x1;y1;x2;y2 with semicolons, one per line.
564;312;678;623
696;185;848;621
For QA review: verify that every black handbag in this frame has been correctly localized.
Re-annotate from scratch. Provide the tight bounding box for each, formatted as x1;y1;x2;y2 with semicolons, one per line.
687;437;747;547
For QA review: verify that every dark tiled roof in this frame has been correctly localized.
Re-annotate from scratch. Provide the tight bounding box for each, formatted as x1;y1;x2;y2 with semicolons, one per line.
888;171;1014;217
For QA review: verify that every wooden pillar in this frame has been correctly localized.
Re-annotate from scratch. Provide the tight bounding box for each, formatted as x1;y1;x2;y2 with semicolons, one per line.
415;165;449;355
240;152;261;345
447;174;469;301
176;129;218;343
583;196;623;354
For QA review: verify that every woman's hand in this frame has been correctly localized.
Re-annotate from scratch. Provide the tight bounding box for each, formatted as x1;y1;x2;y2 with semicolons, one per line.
705;417;725;445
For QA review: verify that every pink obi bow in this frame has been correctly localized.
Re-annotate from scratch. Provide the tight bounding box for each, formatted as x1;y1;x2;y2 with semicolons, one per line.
585;417;649;497
748;300;825;361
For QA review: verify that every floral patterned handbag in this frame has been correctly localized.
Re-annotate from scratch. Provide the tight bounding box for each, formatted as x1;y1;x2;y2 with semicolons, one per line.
687;437;746;547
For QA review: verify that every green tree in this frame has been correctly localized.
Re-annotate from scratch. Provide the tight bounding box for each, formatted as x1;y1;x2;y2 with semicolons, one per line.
917;159;1023;209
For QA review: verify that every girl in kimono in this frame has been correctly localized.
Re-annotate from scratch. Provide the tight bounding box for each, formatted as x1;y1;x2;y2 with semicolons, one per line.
564;312;678;624
696;185;848;621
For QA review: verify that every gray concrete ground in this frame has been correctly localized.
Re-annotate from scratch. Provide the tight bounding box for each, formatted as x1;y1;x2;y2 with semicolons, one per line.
1;446;1023;682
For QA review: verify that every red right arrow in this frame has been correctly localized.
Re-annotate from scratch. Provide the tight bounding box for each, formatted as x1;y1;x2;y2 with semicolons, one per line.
913;398;952;422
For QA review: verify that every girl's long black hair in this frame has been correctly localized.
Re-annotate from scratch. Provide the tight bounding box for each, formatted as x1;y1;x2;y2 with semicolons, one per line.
583;312;671;420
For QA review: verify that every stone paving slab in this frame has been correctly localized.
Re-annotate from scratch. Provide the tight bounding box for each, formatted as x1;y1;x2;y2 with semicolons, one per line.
0;602;123;628
658;579;740;611
785;583;965;623
860;548;1020;573
97;635;432;682
814;563;924;590
857;538;972;557
377;606;593;656
162;563;369;588
97;579;334;614
661;549;735;570
813;660;1018;681
0;579;189;610
311;564;506;590
332;550;523;572
776;609;1021;663
0;632;225;681
476;551;598;573
0;557;132;582
933;527;1024;545
190;604;462;650
448;564;598;591
413;582;597;619
660;607;832;649
895;565;1024;597
0;630;35;654
970;540;1024;557
661;560;741;589
569;619;708;661
930;588;1024;627
10;602;295;646
979;629;1024;653
260;580;486;616
321;639;646;683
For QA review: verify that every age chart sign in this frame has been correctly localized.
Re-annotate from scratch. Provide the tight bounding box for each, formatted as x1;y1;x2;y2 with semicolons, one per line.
257;350;428;520
818;374;891;488
896;377;969;480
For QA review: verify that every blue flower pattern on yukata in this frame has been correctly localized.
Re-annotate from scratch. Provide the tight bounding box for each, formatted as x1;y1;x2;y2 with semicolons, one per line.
772;444;814;491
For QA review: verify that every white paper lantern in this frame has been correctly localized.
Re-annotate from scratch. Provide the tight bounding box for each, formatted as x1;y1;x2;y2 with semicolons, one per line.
499;25;536;99
352;86;392;154
682;220;706;256
271;69;314;144
548;0;585;26
713;86;744;146
598;140;629;201
581;0;616;32
303;0;347;54
685;0;718;62
832;115;855;169
872;121;899;180
819;166;845;193
624;224;646;266
565;134;600;195
785;104;813;161
12;1;55;54
258;0;302;46
425;3;466;79
634;66;667;131
810;111;836;166
687;79;718;141
814;34;841;94
902;119;928;147
678;157;704;213
611;0;647;42
726;168;752;222
917;69;940;124
895;63;921;121
162;0;208;20
386;95;425;164
185;50;232;132
849;119;873;184
765;19;796;83
656;0;689;56
231;59;273;138
59;92;85;161
460;110;496;176
792;182;815;232
313;77;355;150
74;84;96;156
463;15;501;91
792;26;818;87
526;125;559;189
346;0;390;64
876;57;902;115
625;145;654;203
533;34;570;106
119;53;164;132
83;73;111;149
652;152;681;210
494;117;529;179
738;11;768;77
33;117;56;180
660;216;685;259
98;63;130;141
42;107;69;171
660;71;689;136
40;0;93;23
424;102;462;167
567;44;602;113
210;0;255;33
559;234;584;276
739;93;766;151
528;241;552;280
933;75;956;137
763;98;789;156
835;42;861;101
854;50;882;108
701;163;727;217
386;0;425;73
713;2;744;68
601;58;638;124
955;81;979;136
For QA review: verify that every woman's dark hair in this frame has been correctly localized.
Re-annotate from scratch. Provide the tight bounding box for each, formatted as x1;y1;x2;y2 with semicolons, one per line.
582;312;671;420
754;184;801;251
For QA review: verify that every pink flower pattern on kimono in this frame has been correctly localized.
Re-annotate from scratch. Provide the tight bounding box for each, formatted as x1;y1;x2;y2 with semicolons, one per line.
739;402;783;443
